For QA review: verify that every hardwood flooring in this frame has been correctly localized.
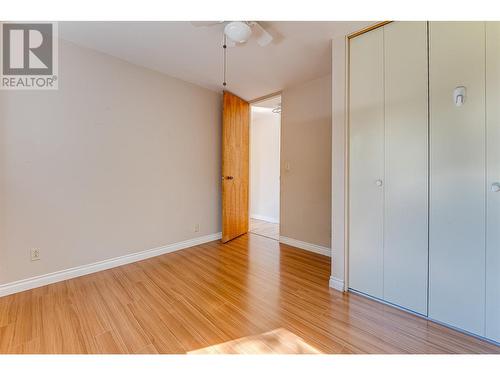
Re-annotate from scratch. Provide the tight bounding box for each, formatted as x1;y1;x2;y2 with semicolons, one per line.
0;233;499;354
249;218;279;241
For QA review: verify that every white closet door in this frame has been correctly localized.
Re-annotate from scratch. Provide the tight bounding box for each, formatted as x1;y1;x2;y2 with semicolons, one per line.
486;21;500;343
429;22;486;336
383;22;429;315
349;28;384;298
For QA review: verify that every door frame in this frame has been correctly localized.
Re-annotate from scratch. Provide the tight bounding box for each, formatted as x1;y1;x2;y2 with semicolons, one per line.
248;91;283;236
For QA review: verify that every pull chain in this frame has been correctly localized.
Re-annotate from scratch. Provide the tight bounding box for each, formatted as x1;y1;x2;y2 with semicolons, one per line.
222;34;227;87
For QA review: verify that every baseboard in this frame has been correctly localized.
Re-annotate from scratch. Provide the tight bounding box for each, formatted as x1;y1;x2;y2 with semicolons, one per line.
0;232;222;298
329;276;345;292
250;214;279;224
279;236;331;257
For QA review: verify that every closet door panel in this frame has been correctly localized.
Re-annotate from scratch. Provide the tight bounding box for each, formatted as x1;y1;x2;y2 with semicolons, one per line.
383;21;429;315
349;28;384;298
486;21;500;343
429;22;486;335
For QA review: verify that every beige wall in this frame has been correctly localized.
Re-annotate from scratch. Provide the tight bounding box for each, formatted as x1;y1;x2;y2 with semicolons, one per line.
281;75;332;248
0;40;221;285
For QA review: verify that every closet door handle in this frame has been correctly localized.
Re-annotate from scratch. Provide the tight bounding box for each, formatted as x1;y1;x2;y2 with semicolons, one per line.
375;179;383;187
491;182;500;193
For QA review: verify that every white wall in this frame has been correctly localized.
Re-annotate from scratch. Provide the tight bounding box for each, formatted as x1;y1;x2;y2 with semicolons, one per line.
0;40;221;285
331;37;348;288
250;108;281;223
281;75;332;249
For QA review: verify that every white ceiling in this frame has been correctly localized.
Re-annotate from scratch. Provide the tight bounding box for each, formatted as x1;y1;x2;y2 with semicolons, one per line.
60;21;374;101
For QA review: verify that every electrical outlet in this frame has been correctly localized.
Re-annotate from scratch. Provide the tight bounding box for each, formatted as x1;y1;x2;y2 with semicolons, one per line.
194;224;200;233
31;249;41;261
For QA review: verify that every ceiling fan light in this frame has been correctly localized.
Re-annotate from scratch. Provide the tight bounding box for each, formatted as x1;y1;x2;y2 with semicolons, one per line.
224;21;252;43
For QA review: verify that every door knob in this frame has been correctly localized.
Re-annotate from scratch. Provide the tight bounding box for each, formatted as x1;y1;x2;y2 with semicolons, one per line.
223;176;234;180
375;179;383;187
491;182;500;193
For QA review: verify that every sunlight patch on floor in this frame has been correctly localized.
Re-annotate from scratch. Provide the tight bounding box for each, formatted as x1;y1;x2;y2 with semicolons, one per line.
188;328;321;354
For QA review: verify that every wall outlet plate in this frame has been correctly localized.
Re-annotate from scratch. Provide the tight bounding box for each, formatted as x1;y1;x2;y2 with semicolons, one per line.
194;224;200;233
31;249;41;261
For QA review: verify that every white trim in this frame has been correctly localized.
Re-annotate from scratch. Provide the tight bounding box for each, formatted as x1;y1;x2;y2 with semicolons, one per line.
329;276;345;292
344;33;350;292
279;236;331;257
250;214;279;224
0;232;222;298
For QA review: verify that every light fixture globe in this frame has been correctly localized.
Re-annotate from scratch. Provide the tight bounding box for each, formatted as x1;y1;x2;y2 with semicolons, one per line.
224;21;252;43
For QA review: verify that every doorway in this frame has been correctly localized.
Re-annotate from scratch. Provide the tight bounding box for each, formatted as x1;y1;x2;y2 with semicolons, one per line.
249;95;281;241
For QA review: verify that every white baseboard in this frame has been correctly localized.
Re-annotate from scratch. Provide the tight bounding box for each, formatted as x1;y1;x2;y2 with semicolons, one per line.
0;232;222;298
329;276;345;292
279;236;331;257
250;214;279;224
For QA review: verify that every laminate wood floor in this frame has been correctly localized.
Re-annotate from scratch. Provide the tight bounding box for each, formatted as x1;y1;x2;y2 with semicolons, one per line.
0;233;499;354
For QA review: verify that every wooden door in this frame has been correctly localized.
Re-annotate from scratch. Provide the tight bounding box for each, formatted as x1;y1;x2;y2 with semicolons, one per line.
222;91;249;243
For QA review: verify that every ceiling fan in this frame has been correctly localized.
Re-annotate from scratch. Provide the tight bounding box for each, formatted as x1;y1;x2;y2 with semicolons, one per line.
191;21;274;47
191;21;274;88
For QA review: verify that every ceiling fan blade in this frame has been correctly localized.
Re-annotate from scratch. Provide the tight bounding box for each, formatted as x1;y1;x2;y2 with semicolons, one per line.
190;21;224;27
252;22;273;47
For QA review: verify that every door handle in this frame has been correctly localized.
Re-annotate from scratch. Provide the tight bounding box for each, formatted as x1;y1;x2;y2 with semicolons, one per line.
222;176;234;180
491;182;500;193
375;179;383;187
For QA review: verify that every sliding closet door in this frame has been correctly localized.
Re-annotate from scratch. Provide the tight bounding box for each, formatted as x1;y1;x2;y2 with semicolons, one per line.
429;22;486;335
349;28;384;298
383;22;429;315
486;21;500;342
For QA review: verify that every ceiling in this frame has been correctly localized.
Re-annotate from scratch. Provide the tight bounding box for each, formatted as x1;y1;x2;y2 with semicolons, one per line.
59;21;374;101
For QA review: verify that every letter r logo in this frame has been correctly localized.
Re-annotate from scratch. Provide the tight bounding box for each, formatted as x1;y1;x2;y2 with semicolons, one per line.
2;23;53;75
